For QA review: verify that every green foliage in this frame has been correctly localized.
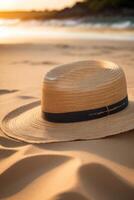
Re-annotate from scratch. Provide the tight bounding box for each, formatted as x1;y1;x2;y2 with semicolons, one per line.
85;0;134;11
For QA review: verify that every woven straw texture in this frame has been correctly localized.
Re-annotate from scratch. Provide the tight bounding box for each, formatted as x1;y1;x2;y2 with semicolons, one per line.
1;60;134;143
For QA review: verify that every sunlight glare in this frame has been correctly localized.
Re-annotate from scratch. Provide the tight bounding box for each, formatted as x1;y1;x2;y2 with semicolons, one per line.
0;0;82;11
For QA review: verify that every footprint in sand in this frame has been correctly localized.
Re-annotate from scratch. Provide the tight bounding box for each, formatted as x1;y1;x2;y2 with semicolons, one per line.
0;89;19;95
18;95;37;99
12;60;58;66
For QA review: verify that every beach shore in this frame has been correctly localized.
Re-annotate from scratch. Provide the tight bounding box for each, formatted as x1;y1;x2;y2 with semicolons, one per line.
0;39;134;200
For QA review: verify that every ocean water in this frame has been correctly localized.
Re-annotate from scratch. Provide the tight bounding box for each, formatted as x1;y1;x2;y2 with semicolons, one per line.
0;18;134;43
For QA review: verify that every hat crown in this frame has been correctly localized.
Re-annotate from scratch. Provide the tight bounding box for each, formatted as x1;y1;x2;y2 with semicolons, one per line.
42;60;127;113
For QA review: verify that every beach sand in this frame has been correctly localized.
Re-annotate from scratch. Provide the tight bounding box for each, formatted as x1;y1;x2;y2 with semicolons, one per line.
0;39;134;200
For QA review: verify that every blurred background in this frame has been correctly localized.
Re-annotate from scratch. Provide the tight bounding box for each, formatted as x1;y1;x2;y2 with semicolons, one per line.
0;0;134;92
0;0;134;43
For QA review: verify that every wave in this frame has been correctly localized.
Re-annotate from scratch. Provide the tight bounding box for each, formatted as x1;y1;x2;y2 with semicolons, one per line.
0;18;134;42
24;19;134;29
0;19;21;26
42;19;134;29
0;18;134;29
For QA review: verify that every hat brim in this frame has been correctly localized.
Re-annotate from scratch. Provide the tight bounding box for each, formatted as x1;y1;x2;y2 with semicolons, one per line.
1;90;134;144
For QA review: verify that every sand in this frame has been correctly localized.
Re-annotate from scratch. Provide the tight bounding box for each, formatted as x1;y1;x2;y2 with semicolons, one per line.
0;39;134;200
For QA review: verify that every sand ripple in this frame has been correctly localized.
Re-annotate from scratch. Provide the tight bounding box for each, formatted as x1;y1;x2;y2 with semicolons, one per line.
0;153;72;199
78;163;134;200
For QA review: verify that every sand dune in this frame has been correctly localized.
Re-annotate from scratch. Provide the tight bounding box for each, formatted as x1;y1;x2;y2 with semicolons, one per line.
0;39;134;200
0;154;71;199
78;163;134;200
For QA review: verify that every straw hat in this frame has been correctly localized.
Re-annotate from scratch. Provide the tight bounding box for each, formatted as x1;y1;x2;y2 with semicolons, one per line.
1;60;134;143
